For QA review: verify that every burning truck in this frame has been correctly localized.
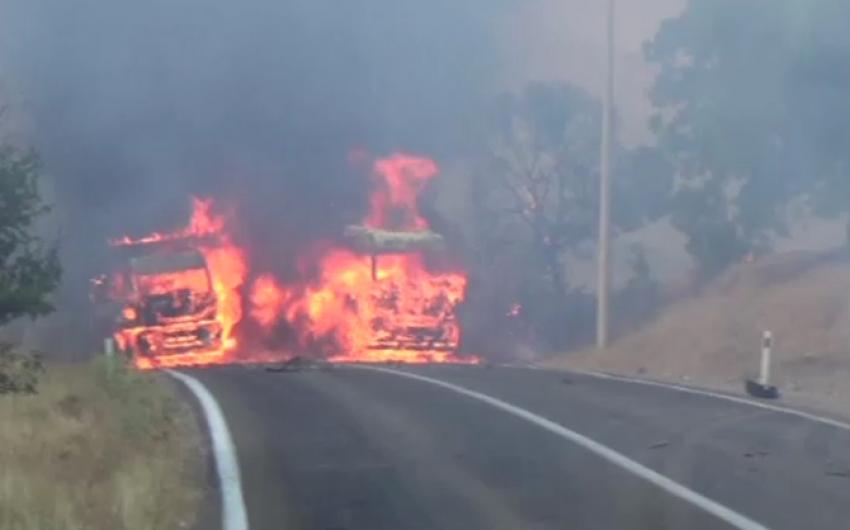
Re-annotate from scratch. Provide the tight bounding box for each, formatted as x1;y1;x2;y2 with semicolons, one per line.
90;154;474;369
90;239;222;361
91;198;247;369
341;225;459;353
249;154;473;364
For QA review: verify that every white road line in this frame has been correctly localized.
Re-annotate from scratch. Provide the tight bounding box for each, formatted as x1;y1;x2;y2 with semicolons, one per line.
578;370;850;432
356;365;769;530
168;370;249;530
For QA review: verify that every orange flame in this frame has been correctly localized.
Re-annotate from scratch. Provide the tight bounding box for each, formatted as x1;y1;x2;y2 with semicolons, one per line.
365;154;437;230
136;269;211;296
113;197;247;369
111;155;474;369
109;198;224;247
200;240;246;351
249;274;287;329
249;154;476;364
282;249;468;363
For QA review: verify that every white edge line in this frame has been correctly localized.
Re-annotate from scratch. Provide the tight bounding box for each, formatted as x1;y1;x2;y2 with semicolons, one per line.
572;369;850;432
167;370;249;530
355;365;768;530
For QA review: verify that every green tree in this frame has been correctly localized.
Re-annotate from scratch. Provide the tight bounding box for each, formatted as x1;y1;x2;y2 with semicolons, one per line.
0;145;61;324
647;0;850;276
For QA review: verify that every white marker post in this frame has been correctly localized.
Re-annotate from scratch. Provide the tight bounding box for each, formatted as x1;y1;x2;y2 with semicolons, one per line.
103;337;116;378
104;337;115;358
759;331;773;387
746;331;779;399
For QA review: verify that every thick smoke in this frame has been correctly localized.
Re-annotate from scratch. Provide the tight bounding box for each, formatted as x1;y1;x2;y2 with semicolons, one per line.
0;0;515;347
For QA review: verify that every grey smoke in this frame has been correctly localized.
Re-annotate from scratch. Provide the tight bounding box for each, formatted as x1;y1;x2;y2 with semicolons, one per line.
0;0;681;353
0;1;513;319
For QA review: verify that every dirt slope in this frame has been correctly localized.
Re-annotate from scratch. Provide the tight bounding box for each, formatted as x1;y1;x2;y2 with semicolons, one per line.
553;250;850;413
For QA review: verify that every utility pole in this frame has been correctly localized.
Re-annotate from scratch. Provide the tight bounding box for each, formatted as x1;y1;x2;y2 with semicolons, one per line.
596;0;616;349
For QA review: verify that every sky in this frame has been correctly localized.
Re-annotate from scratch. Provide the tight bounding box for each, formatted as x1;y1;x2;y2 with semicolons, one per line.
0;0;684;255
504;0;685;145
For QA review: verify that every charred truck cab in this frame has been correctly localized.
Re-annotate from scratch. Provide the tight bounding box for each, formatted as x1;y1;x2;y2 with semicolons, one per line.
343;225;461;354
91;239;222;364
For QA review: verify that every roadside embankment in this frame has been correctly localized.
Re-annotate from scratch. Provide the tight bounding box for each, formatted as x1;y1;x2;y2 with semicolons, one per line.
0;357;202;530
549;251;850;416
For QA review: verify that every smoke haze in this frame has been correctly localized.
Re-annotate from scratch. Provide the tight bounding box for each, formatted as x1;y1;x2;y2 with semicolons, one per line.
0;0;681;352
1;1;515;293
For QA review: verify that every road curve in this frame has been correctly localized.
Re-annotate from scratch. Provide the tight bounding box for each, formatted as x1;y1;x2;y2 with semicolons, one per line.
183;364;850;530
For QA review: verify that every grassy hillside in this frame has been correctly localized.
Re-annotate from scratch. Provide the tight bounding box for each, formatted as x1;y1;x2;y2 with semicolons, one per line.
0;358;202;530
552;251;850;410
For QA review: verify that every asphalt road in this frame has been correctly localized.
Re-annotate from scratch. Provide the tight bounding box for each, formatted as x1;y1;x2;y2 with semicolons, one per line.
184;364;850;530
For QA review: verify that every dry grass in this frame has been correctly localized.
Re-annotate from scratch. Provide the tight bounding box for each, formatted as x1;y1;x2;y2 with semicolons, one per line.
0;358;202;530
549;251;850;412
